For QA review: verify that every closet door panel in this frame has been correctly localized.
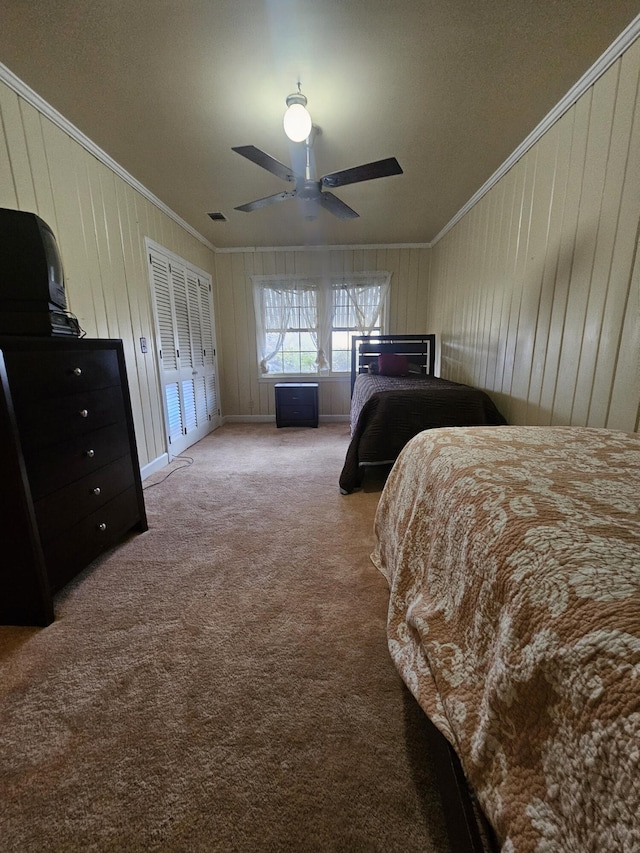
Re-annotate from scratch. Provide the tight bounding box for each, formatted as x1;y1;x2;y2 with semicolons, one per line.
147;244;220;457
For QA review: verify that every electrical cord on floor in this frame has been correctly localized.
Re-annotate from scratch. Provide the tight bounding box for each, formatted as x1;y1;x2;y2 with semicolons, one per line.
143;455;194;489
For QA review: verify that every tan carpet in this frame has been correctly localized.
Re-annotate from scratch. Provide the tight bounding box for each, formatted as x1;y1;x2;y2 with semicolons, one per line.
0;423;450;852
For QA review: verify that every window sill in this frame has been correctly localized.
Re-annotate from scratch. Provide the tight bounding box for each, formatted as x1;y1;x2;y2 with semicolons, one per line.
257;374;350;383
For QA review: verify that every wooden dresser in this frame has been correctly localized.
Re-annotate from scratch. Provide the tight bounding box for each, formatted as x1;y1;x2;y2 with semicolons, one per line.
0;337;147;626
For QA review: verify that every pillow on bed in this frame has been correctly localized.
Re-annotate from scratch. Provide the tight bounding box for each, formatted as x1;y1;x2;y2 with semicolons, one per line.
378;353;409;376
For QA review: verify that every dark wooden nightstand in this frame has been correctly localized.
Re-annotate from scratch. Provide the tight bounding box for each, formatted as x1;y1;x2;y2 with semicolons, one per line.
275;382;319;428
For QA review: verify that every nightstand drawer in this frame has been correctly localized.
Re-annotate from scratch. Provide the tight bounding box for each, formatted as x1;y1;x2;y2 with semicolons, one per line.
278;403;315;421
278;388;316;404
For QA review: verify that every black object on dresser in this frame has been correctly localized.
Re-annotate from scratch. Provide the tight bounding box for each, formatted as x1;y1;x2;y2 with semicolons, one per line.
275;382;319;428
0;337;148;626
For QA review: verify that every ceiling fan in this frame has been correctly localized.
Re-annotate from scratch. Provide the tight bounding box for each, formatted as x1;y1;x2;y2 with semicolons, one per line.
232;136;403;220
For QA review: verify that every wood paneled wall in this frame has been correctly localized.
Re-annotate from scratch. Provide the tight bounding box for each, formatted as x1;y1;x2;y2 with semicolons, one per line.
213;246;430;418
428;38;640;433
0;78;217;468
3;30;638;459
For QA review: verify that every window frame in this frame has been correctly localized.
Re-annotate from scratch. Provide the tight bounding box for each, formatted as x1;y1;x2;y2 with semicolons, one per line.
252;272;390;379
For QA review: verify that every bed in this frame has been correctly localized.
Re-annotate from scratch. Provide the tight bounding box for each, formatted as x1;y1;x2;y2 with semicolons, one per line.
339;335;506;493
372;425;640;852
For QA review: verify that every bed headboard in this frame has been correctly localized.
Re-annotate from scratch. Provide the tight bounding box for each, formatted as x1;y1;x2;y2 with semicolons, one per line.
350;334;436;394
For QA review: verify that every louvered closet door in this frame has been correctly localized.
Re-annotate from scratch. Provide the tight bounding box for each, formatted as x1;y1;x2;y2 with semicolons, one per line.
192;272;219;423
149;248;220;459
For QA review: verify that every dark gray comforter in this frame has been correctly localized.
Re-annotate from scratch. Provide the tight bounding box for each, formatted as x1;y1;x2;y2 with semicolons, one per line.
339;374;506;493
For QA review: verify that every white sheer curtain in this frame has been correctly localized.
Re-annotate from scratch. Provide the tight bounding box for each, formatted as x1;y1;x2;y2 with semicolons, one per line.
297;287;320;371
253;283;296;374
253;272;390;374
338;274;390;335
298;286;331;371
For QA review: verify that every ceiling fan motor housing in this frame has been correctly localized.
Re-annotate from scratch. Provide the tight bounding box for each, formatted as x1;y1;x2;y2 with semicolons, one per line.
298;179;322;200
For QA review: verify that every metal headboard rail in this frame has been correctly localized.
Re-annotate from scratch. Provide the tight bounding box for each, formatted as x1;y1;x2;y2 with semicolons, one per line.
350;334;436;395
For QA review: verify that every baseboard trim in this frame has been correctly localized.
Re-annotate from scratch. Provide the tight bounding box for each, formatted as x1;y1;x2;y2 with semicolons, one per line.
223;415;274;424
223;415;349;424
140;453;170;481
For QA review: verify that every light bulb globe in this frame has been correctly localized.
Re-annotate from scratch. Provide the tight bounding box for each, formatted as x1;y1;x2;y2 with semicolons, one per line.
283;103;312;142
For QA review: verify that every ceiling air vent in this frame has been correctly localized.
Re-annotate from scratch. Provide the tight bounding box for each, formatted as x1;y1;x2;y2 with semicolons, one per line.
207;211;227;221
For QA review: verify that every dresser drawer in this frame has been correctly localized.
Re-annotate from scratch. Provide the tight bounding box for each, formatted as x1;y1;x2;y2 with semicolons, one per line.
13;385;126;450
43;485;143;592
34;455;136;543
24;421;133;500
3;347;120;401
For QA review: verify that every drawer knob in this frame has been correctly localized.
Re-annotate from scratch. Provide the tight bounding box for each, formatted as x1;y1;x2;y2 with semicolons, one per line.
86;449;95;458
93;487;101;496
97;522;107;532
79;409;89;418
73;367;82;376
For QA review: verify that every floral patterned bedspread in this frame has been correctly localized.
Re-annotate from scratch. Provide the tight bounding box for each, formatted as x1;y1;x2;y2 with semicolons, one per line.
372;426;640;852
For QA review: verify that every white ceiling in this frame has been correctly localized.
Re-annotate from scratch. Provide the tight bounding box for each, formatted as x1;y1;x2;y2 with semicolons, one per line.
1;1;638;250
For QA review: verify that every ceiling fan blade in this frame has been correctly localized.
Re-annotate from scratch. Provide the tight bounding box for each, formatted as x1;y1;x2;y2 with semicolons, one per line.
235;190;296;213
318;191;359;220
321;157;403;189
232;146;296;183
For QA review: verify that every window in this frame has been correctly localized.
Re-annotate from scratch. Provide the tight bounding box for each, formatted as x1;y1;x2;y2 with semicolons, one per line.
252;273;390;376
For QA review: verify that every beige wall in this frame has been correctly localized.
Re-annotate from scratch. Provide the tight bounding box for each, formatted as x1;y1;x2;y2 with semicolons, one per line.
2;30;638;469
0;71;430;443
428;37;640;433
214;246;430;418
0;78;217;469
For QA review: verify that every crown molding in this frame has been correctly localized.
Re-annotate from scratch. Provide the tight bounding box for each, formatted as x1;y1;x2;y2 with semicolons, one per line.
430;13;640;247
0;61;426;255
0;62;217;253
2;11;638;256
214;242;431;253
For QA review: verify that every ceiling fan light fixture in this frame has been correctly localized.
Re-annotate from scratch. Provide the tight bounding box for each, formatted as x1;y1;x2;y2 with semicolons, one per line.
283;88;312;142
